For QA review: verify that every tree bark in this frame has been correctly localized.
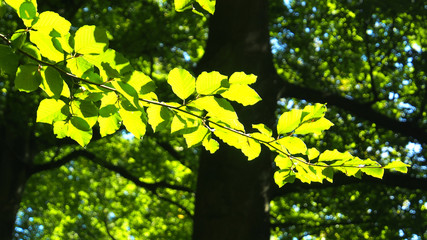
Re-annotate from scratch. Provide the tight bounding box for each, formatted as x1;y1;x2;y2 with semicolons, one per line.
193;0;280;239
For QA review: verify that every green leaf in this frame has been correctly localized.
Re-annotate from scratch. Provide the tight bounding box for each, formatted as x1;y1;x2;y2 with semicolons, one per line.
307;148;320;161
74;25;108;55
68;117;93;146
361;166;384;179
191;96;238;121
241;138;261;160
32;11;71;36
147;105;172;132
21;43;41;62
15;64;42;92
66;56;92;77
88;49;133;79
301;103;327;122
384;161;410;173
196;0;215;14
276;136;307;155
221;84;261;106
30;30;65;62
174;0;193;12
36;99;68;124
171;112;197;133
229;72;257;85
119;99;147;139
40;66;69;99
275;154;293;169
53;120;68;138
252;123;273;137
183;125;208;148
202;134;219;153
4;0;37;26
98;92;121;137
274;170;296;187
111;80;140;109
18;1;36;20
10;30;27;49
70;100;98;128
277;109;302;135
196;71;228;95
294;117;334;135
125;70;157;106
0;45;19;75
167;68;195;100
318;149;353;162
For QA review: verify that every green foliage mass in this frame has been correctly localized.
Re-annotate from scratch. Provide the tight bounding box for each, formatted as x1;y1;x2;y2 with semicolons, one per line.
0;0;409;190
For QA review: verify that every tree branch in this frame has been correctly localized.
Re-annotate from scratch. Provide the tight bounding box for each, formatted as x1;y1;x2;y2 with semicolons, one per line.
271;171;427;198
28;149;89;175
30;149;194;193
279;80;427;144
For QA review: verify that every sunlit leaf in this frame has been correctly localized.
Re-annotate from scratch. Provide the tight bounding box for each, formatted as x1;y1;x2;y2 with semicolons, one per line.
74;25;108;55
36;99;68;124
119;99;147;139
277;109;302;135
167;68;195;100
196;71;228;95
196;0;215;14
294;117;334;135
229;72;257;85
276;136;307;155
147;105;172;132
384;161;410;173
202;134;219;153
221;83;261;106
183;124;208;148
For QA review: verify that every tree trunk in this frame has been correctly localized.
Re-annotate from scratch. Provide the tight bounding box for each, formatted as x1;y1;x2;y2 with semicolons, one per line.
193;0;280;239
0;152;29;240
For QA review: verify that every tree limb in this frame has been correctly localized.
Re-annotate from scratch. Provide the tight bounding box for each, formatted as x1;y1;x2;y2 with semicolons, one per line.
29;149;194;194
278;80;427;144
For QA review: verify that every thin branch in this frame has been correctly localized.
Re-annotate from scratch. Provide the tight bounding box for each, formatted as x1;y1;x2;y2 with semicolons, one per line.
102;217;117;240
363;22;379;102
155;193;194;218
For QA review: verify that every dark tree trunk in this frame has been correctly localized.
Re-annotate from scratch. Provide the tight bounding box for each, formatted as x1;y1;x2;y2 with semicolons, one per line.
0;150;29;240
193;0;280;239
0;86;38;240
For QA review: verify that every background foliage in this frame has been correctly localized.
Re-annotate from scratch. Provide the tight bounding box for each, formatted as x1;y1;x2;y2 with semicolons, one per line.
0;0;425;239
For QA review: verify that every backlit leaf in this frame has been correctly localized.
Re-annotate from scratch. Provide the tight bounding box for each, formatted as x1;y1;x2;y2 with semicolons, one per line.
277;109;302;135
183;125;208;148
294;117;334;135
221;83;261;106
147;105;172;132
202;134;219;153
277;136;307;155
167;68;195;100
119;99;147;139
196;71;228;95
229;72;257;85
384;161;410;173
74;25;108;55
36;99;68;124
